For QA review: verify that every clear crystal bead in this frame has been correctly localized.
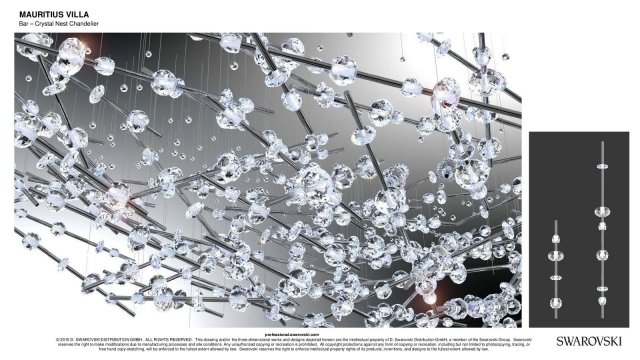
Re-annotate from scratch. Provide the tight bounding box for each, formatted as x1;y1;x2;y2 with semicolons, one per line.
550;297;562;309
329;55;358;86
351;126;376;145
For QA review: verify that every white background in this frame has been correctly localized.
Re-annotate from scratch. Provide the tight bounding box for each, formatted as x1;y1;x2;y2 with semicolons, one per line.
1;0;638;358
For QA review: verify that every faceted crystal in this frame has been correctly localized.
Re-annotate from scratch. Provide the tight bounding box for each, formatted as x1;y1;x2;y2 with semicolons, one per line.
38;112;62;137
368;99;393;127
229;286;249;312
596;250;609;261
153;288;174;312
454;159;490;190
416;116;435;136
51;222;66;236
449;263;467;284
478;137;502;160
281;89;302;111
431;78;460;116
552;234;560;243
351;126;376;145
597;286;608;292
314;82;335;108
81;273;101;294
324;244;346;267
22;100;39;115
598;222;607;230
598;297;607;306
548;250;564;262
127;225;149;251
356;155;376;179
469;69;506;97
185;202;204;218
141;148;159;166
126;110;150;133
89;85;105;104
50;38;86;82
329;55;358;86
60;127;88;150
436;39;452;57
401;78;423;97
17;33;54;61
265;68;290;87
550;275;562;280
279;38;304;71
219;33;242;53
473;47;492;66
94;57;115;76
332;164;355;189
42;82;66;96
416;33;433;42
597;163;608;170
374;281;392;299
151;70;179;96
21;233;40;250
550;297;562;309
594;206;610;218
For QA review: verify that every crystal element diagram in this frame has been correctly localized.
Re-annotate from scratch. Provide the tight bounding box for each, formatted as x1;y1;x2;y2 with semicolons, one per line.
549;220;562;318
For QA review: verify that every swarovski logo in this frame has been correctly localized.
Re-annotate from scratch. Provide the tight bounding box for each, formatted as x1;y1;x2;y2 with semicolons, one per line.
556;336;622;346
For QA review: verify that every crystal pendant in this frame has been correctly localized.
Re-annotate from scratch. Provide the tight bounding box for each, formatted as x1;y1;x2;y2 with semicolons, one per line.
548;251;564;261
596;250;608;261
594;206;610;217
598;297;607;306
431;78;460;116
550;297;562;309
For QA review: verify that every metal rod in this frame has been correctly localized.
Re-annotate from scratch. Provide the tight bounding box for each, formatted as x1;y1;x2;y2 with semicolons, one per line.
250;33;314;134
187;34;521;119
343;91;387;191
430;37;521;103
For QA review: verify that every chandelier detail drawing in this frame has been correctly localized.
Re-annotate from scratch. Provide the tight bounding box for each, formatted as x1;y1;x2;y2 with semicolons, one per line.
549;220;562;318
595;141;609;318
13;32;522;328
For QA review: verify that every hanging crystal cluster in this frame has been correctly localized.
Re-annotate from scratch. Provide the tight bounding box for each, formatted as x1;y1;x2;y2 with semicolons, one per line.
596;141;609;317
14;32;521;328
548;221;563;317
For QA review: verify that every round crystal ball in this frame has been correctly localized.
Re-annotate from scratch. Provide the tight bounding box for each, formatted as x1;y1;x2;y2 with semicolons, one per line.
596;250;609;261
598;296;607;306
594;206;610;218
550;298;562;309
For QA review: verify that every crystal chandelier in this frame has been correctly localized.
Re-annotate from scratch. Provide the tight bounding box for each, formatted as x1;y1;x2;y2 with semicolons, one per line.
13;32;522;328
595;141;609;318
548;220;563;318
